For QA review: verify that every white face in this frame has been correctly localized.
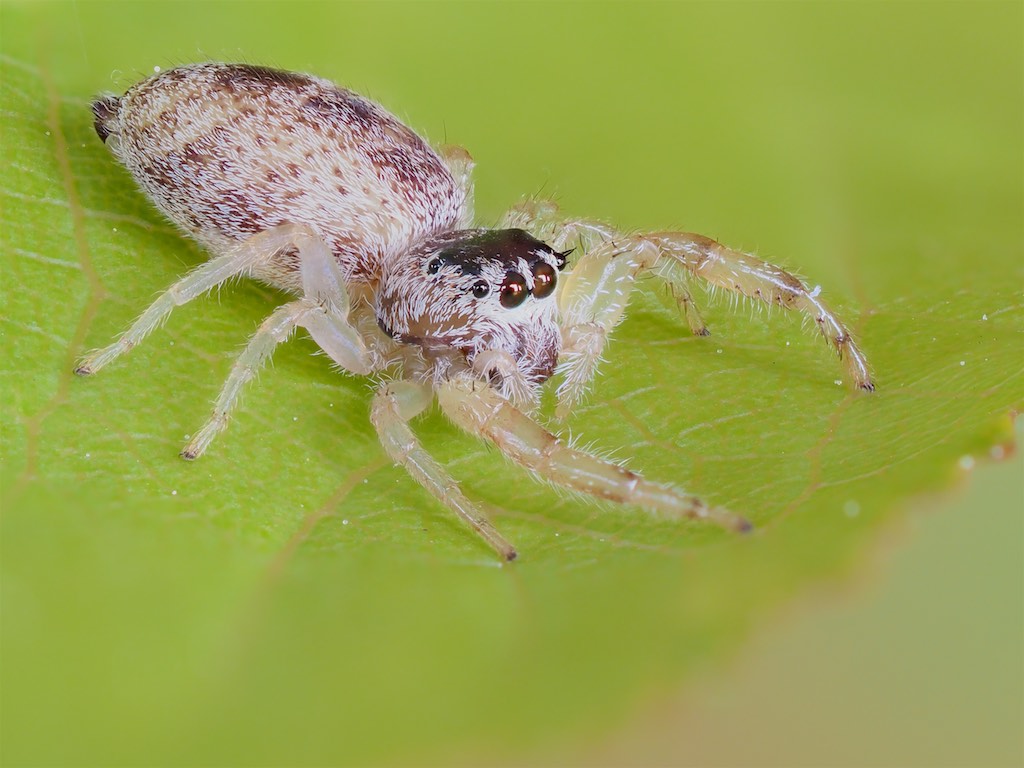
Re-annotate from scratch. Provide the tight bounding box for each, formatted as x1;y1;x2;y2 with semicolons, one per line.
376;228;567;384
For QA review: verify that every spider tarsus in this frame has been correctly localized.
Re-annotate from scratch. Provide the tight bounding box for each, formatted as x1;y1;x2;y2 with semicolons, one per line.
179;448;199;461
504;548;518;562
859;380;876;393
74;364;94;376
693;326;711;337
698;504;752;534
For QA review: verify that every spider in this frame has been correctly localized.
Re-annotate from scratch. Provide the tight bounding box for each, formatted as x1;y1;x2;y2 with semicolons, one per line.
77;63;874;561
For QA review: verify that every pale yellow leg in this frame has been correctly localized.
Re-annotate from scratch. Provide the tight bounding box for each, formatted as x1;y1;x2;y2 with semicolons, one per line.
75;224;315;375
437;377;750;533
370;380;518;561
181;227;372;459
500;198;617;253
502;200;874;415
649;232;874;391
556;231;874;415
438;144;476;229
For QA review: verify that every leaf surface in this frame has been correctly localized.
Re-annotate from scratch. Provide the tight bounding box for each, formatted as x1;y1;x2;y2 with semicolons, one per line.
1;3;1021;765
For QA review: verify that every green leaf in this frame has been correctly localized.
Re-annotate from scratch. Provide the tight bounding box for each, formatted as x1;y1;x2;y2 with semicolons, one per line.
2;3;1021;766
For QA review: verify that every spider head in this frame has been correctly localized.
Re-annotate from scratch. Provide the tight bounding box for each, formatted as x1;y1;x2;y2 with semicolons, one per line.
377;228;568;388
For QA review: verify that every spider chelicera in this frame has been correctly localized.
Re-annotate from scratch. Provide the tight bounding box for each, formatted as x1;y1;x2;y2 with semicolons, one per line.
78;63;874;561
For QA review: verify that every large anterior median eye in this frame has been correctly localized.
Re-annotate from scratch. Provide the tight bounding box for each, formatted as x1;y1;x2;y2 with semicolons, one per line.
532;263;556;299
499;272;528;308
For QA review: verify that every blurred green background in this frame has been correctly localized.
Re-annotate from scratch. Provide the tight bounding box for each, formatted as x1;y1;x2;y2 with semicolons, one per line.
1;2;1021;766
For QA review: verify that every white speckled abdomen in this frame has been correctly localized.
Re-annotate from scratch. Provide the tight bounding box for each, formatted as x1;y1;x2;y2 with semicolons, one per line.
93;63;465;291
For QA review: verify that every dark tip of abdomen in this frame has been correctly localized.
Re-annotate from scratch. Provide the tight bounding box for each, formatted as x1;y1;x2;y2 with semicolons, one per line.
91;94;121;143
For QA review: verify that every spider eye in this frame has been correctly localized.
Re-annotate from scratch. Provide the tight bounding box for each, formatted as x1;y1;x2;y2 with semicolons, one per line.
532;263;556;299
499;272;528;309
554;248;572;271
426;258;442;275
471;280;490;299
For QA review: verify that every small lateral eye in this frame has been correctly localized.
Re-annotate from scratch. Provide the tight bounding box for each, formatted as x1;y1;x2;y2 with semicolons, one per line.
555;248;572;271
471;280;490;299
499;272;528;309
426;258;442;275
532;263;556;299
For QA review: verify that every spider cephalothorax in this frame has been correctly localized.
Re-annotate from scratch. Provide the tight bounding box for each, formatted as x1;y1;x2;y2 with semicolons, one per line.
79;63;874;561
375;228;568;395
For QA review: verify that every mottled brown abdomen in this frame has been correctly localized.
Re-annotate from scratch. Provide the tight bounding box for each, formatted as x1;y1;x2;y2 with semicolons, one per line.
95;63;465;290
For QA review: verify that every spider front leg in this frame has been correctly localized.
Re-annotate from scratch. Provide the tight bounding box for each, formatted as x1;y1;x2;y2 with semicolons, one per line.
648;231;874;390
555;230;874;416
182;225;374;459
554;236;663;418
503;200;708;336
502;202;709;415
437;377;750;534
370;380;518;561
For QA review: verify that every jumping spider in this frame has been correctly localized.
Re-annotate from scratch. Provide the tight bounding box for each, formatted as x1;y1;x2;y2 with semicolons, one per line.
78;63;874;561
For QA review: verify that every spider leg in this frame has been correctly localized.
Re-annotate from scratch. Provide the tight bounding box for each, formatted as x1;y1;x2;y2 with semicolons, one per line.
555;229;873;416
182;226;374;459
437;377;750;533
665;278;711;337
500;201;654;416
438;144;476;229
371;380;518;561
500;200;873;411
648;231;874;391
554;236;666;417
503;199;711;335
75;224;312;375
503;199;710;331
500;198;618;252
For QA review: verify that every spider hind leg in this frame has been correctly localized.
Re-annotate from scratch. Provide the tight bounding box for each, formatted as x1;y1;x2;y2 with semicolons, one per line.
181;225;374;459
74;224;310;376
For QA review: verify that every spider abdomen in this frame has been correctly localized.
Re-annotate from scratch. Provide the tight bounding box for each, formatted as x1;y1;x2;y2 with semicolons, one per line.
93;63;465;290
